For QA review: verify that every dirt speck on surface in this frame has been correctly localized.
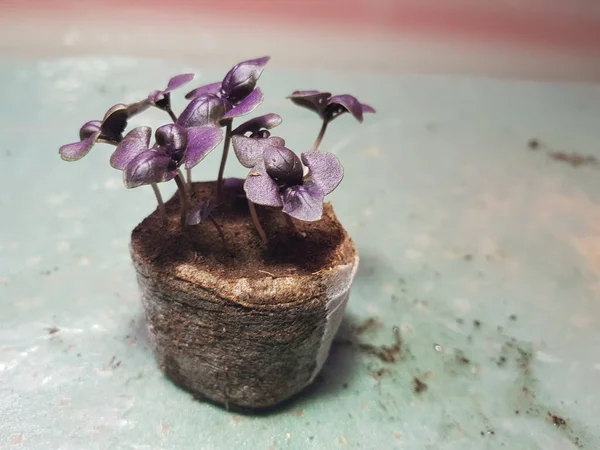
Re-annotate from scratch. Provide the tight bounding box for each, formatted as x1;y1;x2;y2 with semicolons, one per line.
549;151;597;168
47;327;59;335
473;320;481;328
353;318;381;335
509;314;517;321
372;367;392;381
413;377;428;394
108;356;121;370
548;413;567;428
528;138;540;150
358;326;404;363
455;350;470;365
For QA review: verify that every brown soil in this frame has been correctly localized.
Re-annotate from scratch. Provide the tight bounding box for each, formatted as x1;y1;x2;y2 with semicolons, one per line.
413;377;428;394
548;151;597;168
131;180;353;280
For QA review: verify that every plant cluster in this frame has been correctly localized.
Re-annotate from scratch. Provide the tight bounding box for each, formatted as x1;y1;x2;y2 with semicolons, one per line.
59;57;375;242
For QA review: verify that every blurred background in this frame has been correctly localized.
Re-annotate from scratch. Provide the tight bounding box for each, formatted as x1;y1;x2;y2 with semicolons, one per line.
2;0;600;81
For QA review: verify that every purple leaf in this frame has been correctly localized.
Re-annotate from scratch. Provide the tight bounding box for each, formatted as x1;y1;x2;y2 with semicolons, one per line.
264;146;303;186
222;88;263;120
281;181;325;221
177;94;229;128
232;135;284;168
100;100;150;142
59;134;98;161
79;120;101;140
185;81;222;100
221;56;270;103
223;177;246;194
231;113;282;136
244;161;283;208
155;123;188;162
288;90;331;116
100;104;128;142
328;95;364;122
110;126;152;170
361;103;376;114
185;127;224;169
186;198;215;226
166;73;194;92
123;150;176;188
301;151;344;195
149;75;193;107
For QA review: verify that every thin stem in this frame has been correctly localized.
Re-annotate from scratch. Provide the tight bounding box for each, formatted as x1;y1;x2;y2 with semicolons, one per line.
166;107;178;123
284;212;306;238
216;121;233;201
311;119;329;152
208;216;226;245
186;167;193;189
177;168;191;199
248;200;267;244
173;173;189;228
151;183;167;226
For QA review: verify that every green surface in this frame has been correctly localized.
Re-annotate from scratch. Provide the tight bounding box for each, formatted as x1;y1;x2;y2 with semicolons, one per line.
1;57;600;449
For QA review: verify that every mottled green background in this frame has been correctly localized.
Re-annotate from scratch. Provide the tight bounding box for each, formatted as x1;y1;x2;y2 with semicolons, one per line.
1;57;599;449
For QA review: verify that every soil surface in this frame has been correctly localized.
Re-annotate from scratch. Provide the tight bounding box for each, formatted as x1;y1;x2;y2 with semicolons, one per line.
131;179;354;280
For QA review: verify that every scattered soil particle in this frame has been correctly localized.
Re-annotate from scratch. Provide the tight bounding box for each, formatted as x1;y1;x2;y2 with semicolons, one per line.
473;320;481;328
372;367;392;380
455;350;470;365
413;377;428;394
108;356;122;370
353;318;380;335
549;151;597;168
40;266;59;276
548;413;567;428
358;327;403;363
509;314;517;321
47;327;59;335
528;139;540;150
497;356;507;367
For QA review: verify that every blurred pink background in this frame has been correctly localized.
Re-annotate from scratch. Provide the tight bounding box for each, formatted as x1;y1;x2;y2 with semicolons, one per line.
1;0;600;81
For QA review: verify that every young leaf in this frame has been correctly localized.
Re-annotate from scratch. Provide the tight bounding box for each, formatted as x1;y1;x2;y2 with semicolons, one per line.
281;181;325;221
185;127;224;169
110;126;152;170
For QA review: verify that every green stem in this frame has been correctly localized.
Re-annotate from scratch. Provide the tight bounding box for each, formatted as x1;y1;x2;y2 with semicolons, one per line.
311;119;329;152
248;200;267;244
216;121;233;201
173;174;189;228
